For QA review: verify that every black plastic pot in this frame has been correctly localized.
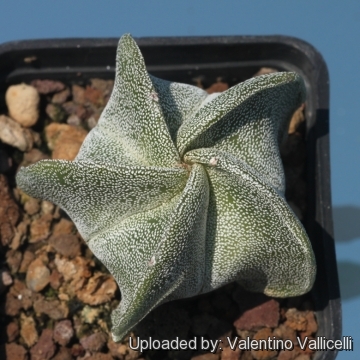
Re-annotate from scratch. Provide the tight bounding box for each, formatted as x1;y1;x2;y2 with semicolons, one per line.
0;35;341;360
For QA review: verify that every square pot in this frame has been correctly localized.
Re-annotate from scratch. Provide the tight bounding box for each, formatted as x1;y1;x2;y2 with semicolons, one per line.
0;35;341;360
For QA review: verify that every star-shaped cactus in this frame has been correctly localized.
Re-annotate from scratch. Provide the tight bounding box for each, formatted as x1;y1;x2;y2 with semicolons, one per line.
16;34;316;342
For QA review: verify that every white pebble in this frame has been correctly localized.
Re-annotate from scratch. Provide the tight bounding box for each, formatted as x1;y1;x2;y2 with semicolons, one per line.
0;115;33;151
6;83;40;127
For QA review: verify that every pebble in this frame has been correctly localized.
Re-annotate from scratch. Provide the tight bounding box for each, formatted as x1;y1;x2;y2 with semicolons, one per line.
45;122;88;160
221;346;241;360
72;84;86;104
21;148;49;167
6;249;22;273
5;342;28;360
278;350;297;360
31;79;65;94
67;113;82;126
253;67;278;77
70;343;86;358
29;213;53;243
10;220;28;250
251;328;277;360
19;250;35;273
55;254;90;278
49;233;81;258
49;269;63;290
6;83;40;127
26;258;50;292
80;332;107;352
273;324;298;345
53;217;76;235
24;197;41;215
81;305;102;324
107;339;128;358
288;104;305;134
40;201;54;216
191;353;220;360
86;353;114;360
5;291;22;316
84;85;104;106
54;320;74;346
30;328;56;360
77;273;117;305
1;268;13;286
45;103;67;122
285;308;308;332
6;321;20;342
33;296;69;320
0;115;34;151
293;355;310;360
206;80;229;94
52;87;71;104
20;312;38;347
62;100;88;119
90;78;114;98
233;297;279;331
10;279;35;310
52;347;73;360
302;311;318;336
86;115;98;129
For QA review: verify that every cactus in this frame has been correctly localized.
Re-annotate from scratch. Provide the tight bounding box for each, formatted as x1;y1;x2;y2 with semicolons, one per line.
16;34;316;342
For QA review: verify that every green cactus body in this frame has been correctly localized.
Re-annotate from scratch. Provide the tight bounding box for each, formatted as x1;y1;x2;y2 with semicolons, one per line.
16;34;316;342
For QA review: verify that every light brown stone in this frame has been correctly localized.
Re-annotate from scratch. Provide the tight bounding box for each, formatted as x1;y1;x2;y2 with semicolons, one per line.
33;297;69;320
6;83;39;127
6;250;22;274
107;339;128;358
53;218;75;235
191;353;220;360
54;255;91;287
251;328;278;360
24;197;41;215
19;250;35;273
72;84;86;104
45;123;88;160
29;213;53;243
52;87;70;104
285;309;308;331
206;80;229;94
288;104;305;134
49;233;81;258
6;321;20;342
11;220;29;250
45;103;67;122
26;258;50;292
5;342;28;360
77;273;117;305
0;115;34;151
21;148;49;167
20;312;38;347
30;328;56;360
221;346;241;359
253;67;278;77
